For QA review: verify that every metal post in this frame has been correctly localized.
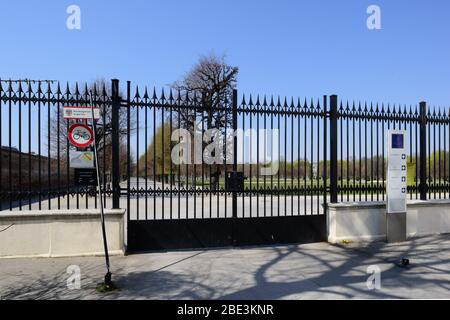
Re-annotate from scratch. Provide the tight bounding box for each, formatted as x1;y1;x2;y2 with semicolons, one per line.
111;79;120;209
330;95;338;203
89;90;112;286
419;101;427;200
232;89;238;218
323;95;328;207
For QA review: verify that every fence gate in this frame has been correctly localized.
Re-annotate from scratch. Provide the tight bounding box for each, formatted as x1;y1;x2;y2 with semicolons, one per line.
122;81;327;251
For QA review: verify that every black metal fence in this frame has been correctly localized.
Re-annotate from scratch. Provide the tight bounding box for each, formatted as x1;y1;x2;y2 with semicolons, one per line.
123;82;327;220
334;97;449;202
0;78;447;213
0;79;116;211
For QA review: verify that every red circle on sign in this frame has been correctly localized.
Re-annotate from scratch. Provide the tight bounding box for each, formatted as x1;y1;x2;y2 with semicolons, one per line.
68;124;94;148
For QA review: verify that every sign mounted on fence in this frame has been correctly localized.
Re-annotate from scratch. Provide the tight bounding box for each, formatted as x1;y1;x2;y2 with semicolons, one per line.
68;123;94;148
70;150;94;168
74;168;98;186
63;106;100;120
387;130;407;213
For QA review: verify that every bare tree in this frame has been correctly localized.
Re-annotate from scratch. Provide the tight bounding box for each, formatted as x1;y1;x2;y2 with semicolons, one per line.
172;53;239;188
173;53;238;131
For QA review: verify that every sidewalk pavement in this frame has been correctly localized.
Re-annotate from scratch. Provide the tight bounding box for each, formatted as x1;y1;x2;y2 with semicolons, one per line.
1;234;449;299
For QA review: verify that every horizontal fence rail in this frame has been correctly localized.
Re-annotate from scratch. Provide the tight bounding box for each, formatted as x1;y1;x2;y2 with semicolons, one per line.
0;78;448;215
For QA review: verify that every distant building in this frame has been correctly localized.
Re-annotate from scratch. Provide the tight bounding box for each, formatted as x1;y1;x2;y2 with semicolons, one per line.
0;146;69;195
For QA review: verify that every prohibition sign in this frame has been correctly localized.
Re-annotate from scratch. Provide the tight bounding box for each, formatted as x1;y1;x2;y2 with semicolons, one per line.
68;123;94;148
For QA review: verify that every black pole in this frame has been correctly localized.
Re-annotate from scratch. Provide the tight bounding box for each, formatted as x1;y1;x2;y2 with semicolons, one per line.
323;95;328;207
419;101;427;200
111;79;120;209
89;90;112;286
231;89;238;246
330;95;338;203
232;89;238;218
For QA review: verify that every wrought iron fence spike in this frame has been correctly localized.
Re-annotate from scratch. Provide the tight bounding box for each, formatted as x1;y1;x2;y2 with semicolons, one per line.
344;100;349;111
269;95;275;107
74;82;80;96
135;86;140;98
64;82;70;95
56;82;62;95
143;86;149;99
283;96;288;108
241;94;246;106
255;95;260;106
46;81;52;94
37;81;43;94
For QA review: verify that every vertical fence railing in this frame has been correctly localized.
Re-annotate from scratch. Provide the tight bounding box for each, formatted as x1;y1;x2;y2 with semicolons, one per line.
111;79;120;209
419;101;427;200
329;95;338;203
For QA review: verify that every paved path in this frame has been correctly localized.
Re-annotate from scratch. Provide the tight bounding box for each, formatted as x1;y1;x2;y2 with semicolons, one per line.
3;194;327;218
1;234;450;299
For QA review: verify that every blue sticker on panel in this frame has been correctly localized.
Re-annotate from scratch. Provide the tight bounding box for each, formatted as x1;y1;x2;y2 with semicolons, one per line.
392;134;404;149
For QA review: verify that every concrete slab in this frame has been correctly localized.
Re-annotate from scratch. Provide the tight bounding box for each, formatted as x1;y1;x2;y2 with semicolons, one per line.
1;234;450;299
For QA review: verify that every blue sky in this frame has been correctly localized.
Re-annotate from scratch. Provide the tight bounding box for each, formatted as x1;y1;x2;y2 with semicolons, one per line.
1;0;450;161
1;0;450;106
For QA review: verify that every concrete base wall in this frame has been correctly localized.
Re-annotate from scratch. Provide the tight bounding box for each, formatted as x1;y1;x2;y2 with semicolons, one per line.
326;200;450;243
0;209;125;258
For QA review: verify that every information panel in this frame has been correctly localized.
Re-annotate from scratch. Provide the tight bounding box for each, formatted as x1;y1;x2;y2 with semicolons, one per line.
387;130;407;213
70;150;95;168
